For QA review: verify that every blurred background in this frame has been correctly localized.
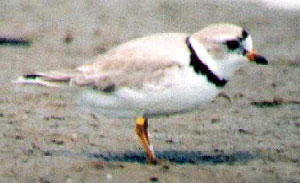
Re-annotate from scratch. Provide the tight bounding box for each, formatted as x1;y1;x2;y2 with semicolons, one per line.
0;0;299;182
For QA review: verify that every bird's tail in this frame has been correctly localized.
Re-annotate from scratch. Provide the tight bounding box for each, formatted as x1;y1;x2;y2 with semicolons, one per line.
13;70;81;88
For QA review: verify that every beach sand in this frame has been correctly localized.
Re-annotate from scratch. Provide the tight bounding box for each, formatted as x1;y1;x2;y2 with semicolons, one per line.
0;0;299;182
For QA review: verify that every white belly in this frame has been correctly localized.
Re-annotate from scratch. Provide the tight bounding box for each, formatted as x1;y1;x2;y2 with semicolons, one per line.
78;68;220;118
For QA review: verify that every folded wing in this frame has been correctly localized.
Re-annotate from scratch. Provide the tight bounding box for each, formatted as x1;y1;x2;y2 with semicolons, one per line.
15;58;182;92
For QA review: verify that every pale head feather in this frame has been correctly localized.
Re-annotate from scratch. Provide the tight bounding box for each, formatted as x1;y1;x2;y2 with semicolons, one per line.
190;23;254;80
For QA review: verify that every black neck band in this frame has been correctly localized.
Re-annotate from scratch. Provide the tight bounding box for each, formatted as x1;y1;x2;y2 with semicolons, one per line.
186;37;228;88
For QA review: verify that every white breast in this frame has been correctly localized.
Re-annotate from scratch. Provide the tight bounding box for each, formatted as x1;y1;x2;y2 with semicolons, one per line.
79;67;220;118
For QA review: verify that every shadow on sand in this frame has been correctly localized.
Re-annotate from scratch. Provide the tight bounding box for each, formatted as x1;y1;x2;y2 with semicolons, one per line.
89;150;260;164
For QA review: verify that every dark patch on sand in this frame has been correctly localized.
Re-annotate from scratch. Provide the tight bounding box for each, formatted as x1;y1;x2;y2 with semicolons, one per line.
0;37;31;46
90;150;259;164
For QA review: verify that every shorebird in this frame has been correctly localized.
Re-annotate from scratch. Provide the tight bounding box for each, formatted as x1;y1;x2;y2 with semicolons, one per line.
15;23;268;164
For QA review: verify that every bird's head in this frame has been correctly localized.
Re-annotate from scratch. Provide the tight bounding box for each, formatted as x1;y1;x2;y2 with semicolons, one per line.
190;23;268;79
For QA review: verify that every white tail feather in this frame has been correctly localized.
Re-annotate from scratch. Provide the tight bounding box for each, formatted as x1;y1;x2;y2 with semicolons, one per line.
13;75;64;87
12;69;80;88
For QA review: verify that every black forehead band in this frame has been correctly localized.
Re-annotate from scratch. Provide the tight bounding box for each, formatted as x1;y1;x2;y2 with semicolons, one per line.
225;29;248;43
242;29;248;39
234;29;248;42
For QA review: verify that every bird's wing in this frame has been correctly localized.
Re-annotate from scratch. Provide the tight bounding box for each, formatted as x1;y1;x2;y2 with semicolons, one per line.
16;58;182;92
74;58;182;91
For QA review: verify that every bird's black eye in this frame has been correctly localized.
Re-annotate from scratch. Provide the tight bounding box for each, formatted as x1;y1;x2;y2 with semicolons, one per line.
226;40;240;50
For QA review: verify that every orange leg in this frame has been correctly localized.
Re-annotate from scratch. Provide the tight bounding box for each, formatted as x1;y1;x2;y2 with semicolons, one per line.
135;117;157;164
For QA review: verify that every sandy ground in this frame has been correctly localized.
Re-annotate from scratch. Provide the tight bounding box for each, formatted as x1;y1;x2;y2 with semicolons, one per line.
0;0;300;182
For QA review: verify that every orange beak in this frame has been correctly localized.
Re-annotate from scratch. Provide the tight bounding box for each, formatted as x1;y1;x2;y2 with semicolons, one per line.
246;50;268;65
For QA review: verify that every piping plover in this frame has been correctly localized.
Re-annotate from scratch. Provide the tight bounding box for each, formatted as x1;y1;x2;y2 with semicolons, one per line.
15;23;268;164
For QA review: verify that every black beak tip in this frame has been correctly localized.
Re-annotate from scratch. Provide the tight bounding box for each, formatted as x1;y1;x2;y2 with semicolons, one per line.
255;55;268;65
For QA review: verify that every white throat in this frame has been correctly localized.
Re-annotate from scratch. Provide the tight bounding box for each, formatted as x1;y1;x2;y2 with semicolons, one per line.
189;38;226;79
189;37;248;81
